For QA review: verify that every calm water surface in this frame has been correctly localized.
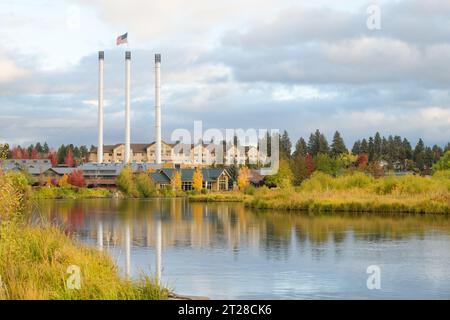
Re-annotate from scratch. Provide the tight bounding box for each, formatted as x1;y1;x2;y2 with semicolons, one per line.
35;199;450;299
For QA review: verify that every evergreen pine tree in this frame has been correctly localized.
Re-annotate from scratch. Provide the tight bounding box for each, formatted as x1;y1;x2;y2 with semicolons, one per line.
279;130;292;159
402;138;412;160
352;140;361;155
368;136;375;161
373;132;382;160
307;131;319;156
57;144;66;165
445;143;450;153
414;139;426;171
318;133;330;155
330;131;347;157
432;145;443;162
293;137;307;158
43;142;50;154
360;139;369;154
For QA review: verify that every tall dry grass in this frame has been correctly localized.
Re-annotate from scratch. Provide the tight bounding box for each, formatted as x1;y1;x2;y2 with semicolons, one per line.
245;172;450;214
0;171;168;300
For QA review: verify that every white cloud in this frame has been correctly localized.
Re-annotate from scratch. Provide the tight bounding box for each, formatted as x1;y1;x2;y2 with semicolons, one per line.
0;55;30;83
272;85;337;101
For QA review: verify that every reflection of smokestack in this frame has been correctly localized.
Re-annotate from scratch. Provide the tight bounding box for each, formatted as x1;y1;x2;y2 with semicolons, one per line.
155;54;161;164
97;221;103;251
124;51;131;164
97;51;104;164
125;222;131;278
156;219;162;284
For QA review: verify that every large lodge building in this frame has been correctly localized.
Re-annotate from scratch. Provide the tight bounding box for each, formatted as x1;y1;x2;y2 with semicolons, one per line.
88;141;263;166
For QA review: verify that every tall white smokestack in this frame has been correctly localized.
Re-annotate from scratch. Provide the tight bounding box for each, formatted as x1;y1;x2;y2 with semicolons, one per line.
97;51;104;164
124;51;131;164
155;54;161;165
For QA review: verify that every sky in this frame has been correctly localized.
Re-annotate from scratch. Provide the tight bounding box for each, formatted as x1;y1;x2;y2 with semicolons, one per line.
1;0;450;149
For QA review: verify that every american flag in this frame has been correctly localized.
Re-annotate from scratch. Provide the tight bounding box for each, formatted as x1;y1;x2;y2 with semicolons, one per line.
116;33;128;46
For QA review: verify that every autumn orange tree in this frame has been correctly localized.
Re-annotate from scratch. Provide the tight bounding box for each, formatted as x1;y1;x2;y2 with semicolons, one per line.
357;153;369;170
171;170;182;191
47;152;57;167
237;166;250;191
192;168;203;192
31;147;39;159
68;169;85;187
58;174;70;187
64;149;74;167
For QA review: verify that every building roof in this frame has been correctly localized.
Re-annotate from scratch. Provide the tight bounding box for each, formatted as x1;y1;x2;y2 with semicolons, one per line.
149;172;171;184
159;168;229;182
90;141;176;153
1;159;52;175
78;163;163;176
46;167;77;175
78;163;125;176
90;142;258;154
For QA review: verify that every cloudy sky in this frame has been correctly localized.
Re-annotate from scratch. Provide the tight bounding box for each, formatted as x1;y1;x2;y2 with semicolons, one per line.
1;0;450;148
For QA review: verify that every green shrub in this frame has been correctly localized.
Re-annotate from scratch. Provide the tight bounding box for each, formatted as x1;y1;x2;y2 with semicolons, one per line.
136;173;156;198
244;185;256;195
116;167;138;197
159;186;175;197
433;151;450;172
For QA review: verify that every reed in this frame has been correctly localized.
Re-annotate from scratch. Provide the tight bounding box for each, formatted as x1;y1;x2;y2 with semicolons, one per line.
0;171;167;300
30;187;112;200
245;172;450;214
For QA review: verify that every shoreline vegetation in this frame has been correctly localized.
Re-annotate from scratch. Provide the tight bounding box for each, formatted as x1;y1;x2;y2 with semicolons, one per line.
189;172;450;214
28;170;450;214
0;171;168;300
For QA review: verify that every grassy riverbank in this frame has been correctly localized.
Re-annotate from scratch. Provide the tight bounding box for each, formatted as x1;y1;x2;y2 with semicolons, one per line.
31;186;112;200
0;171;168;300
189;172;450;214
188;191;248;202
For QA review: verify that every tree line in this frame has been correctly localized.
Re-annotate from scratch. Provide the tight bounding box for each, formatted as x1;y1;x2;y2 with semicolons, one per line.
5;142;91;167
270;129;450;186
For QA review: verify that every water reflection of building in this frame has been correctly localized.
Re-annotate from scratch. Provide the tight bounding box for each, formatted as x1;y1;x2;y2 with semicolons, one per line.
39;199;450;258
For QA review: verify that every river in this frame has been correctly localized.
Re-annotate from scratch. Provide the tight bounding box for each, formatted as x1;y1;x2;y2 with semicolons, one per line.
33;198;450;299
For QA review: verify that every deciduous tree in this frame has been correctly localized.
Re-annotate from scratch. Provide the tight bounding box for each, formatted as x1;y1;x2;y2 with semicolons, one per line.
48;152;57;167
237;166;250;190
58;174;70;187
433;151;450;172
68;169;85;187
171;170;182;191
192;168;203;192
357;154;369;170
31;148;39;159
64;149;74;167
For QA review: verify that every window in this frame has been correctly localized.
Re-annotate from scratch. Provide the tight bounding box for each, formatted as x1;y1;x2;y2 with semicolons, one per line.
203;181;212;190
219;176;227;191
182;182;193;191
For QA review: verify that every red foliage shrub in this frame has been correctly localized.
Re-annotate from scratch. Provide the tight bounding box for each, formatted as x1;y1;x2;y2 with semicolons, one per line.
68;169;85;187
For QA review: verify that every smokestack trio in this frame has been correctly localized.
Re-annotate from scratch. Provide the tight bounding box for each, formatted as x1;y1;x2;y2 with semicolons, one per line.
97;51;162;164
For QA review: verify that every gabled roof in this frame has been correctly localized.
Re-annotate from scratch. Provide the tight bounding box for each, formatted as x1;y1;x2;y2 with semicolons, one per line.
149;172;171;184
